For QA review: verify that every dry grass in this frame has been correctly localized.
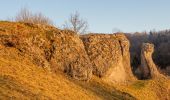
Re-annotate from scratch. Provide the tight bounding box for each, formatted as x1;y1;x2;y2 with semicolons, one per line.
0;21;169;100
0;50;99;100
1;55;169;100
113;79;170;100
0;49;136;100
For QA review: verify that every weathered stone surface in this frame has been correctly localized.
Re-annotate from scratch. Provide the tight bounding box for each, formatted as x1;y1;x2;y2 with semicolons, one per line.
81;33;135;83
49;30;92;81
140;43;164;79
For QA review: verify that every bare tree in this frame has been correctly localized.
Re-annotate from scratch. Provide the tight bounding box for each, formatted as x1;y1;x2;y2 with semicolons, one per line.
15;8;53;25
63;11;88;34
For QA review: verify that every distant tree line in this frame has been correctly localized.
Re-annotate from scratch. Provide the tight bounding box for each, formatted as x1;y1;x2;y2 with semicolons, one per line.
125;30;170;70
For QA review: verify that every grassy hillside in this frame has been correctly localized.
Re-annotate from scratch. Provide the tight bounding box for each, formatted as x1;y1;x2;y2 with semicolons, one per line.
0;48;135;100
0;54;169;100
0;21;169;100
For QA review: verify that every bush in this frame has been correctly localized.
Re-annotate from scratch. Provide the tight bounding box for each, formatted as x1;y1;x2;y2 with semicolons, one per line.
15;8;53;25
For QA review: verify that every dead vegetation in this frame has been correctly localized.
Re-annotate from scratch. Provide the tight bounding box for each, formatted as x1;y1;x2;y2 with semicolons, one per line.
15;8;53;25
63;11;88;34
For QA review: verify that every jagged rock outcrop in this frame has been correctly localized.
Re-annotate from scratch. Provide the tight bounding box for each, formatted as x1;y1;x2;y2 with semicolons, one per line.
48;30;92;81
0;21;92;81
81;33;135;83
140;43;164;79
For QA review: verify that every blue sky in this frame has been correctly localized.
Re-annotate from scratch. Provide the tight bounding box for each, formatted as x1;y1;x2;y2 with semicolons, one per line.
0;0;170;33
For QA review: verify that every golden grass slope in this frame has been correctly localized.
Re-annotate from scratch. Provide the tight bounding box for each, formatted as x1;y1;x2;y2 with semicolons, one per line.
115;79;170;100
0;48;96;99
0;47;135;100
0;21;169;100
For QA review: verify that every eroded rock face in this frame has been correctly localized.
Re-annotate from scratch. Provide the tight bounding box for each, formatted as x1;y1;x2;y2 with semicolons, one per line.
49;30;92;81
81;33;135;83
0;22;92;81
140;43;163;79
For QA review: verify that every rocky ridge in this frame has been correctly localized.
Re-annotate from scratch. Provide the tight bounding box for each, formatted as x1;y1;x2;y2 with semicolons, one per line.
0;21;92;81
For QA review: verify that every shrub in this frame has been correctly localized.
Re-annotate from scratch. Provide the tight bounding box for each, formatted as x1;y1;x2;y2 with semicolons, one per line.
15;8;53;25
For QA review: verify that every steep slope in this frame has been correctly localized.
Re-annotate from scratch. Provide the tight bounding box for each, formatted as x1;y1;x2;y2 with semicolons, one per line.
0;43;135;100
0;52;95;99
0;52;169;100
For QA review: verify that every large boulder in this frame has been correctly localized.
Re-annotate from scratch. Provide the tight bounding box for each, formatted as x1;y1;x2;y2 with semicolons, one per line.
81;33;135;83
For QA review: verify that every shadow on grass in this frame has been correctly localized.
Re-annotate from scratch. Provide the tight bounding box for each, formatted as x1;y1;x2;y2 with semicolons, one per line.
68;77;136;100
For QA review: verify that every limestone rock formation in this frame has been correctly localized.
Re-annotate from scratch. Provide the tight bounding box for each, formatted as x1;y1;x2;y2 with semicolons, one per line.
140;43;164;79
48;30;92;81
0;21;92;81
81;33;135;83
